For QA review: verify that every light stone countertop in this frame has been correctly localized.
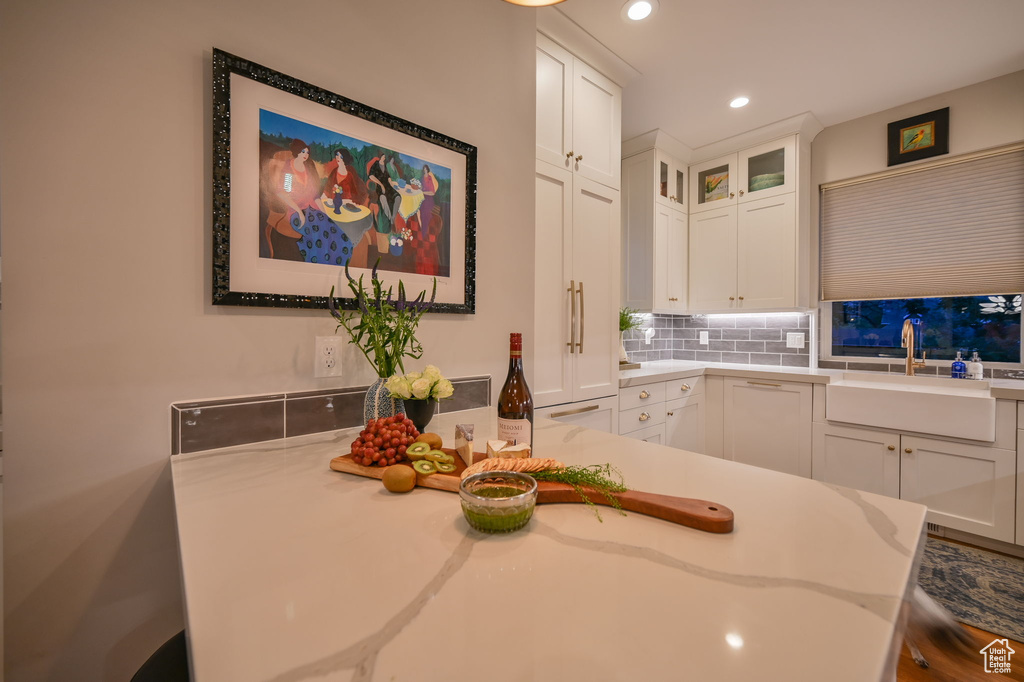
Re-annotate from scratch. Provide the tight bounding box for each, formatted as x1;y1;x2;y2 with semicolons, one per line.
622;359;1024;400
171;406;927;682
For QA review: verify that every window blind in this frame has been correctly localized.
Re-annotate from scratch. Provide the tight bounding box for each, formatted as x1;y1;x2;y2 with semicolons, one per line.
820;145;1024;302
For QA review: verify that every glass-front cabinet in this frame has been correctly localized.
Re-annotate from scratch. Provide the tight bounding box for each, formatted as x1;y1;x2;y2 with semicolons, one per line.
655;150;686;210
689;135;796;213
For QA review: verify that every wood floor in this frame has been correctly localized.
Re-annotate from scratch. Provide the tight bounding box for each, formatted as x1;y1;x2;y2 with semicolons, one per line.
897;623;1024;681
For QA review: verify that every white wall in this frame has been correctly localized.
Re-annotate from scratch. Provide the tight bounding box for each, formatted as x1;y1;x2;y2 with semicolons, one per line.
0;0;537;679
810;70;1024;303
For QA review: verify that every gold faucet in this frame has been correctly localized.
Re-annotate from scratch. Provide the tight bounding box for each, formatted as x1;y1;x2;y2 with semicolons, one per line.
901;319;927;376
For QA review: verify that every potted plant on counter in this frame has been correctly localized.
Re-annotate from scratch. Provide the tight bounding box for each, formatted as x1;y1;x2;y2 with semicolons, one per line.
385;365;455;431
619;306;643;365
328;261;436;422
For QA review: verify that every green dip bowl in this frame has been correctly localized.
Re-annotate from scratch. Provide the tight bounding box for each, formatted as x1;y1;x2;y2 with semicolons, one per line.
459;471;538;533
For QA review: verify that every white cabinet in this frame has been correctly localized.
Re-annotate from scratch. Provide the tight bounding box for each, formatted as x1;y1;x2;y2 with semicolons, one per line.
687;135;808;312
622;423;665;444
620;377;704;453
536;396;618;434
536;34;621;189
621;150;688;312
533;159;620;408
723;377;812;476
666;394;705;453
812;423;900;498
901;435;1016;543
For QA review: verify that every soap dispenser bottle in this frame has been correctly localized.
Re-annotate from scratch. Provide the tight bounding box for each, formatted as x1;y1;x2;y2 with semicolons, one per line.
951;351;967;379
967;351;984;380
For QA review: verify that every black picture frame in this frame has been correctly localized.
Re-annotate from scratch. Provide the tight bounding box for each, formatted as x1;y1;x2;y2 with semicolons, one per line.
886;107;949;167
211;48;477;313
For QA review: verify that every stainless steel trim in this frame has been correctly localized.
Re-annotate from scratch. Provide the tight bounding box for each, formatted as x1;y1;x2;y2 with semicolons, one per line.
549;404;600;419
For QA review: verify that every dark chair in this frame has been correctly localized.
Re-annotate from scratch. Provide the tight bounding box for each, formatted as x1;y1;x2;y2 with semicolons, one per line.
130;630;191;682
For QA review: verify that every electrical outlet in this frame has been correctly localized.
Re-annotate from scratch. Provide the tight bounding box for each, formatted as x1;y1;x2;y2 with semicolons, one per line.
315;336;343;378
699;331;709;345
786;332;805;349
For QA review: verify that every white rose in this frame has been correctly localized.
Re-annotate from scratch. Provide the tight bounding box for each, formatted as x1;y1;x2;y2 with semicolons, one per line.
406;371;422;382
411;377;432;400
432;378;454;400
385;375;413;399
422;365;442;381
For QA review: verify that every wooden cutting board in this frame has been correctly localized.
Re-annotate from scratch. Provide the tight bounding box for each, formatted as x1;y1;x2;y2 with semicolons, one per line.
329;450;734;534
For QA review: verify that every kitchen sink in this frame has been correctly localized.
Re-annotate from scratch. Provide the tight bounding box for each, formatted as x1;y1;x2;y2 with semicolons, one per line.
825;372;996;441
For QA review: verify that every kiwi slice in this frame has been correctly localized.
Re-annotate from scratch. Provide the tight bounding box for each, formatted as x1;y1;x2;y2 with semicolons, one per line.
407;442;431;456
413;460;436;475
435;462;457;474
425;450;454;464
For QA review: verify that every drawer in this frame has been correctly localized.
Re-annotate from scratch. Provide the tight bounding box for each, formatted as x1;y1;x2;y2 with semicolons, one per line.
619;403;667;435
666;376;704;399
619;382;666;411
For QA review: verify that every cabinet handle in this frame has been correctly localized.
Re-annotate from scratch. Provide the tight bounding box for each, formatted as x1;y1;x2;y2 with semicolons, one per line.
576;280;585;353
729;192;735;198
639;390;651;399
550;404;599;419
905;448;913;454
669;195;676;201
566;150;574;159
575;154;583;162
666;411;675;416
729;296;735;301
738;296;744;301
738;189;744;196
680;383;691;391
887;445;896;451
566;279;576;354
747;381;782;388
639;412;651;422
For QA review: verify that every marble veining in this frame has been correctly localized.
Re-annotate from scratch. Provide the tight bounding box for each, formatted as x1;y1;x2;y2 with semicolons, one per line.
823;484;913;558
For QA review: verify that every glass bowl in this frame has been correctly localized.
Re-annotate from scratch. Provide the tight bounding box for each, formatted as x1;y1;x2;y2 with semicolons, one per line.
459;471;538;533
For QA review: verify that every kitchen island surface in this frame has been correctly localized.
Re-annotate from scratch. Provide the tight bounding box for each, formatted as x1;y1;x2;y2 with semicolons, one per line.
171;406;926;682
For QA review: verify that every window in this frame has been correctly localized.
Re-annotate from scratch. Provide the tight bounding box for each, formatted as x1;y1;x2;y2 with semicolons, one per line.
830;295;1021;363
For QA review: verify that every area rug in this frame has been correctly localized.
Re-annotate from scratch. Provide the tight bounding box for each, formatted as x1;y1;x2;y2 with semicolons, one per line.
917;537;1024;642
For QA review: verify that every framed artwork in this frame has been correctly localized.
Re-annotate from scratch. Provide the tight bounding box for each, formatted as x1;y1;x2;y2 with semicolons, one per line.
887;107;949;167
212;49;477;313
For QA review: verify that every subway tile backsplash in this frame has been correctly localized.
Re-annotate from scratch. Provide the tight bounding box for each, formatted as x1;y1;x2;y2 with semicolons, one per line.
623;313;812;367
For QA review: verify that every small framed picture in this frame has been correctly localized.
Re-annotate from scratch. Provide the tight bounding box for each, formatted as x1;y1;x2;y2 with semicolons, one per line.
887;107;949;166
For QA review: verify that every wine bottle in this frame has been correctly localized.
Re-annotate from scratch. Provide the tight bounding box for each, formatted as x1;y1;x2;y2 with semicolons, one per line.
497;332;534;449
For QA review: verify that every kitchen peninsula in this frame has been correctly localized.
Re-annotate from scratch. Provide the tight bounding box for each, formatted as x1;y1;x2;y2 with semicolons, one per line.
171;406;927;681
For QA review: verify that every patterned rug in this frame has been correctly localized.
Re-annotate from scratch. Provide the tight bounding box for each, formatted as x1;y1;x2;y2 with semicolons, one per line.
917;537;1024;642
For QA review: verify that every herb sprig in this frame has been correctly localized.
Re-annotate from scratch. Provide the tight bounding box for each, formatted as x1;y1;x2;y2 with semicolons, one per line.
530;464;628;522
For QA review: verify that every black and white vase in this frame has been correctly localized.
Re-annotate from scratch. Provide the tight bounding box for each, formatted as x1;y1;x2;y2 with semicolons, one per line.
364;377;405;423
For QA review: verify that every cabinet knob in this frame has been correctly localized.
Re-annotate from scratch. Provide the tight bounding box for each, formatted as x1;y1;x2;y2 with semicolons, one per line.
566;150;574;159
680;383;691;392
729;296;735;301
905;447;913;454
887;445;896;451
639;412;651;422
729;192;735;198
639;390;650;399
575;154;583;162
738;296;744;301
666;411;674;417
670;195;676;201
738;189;745;196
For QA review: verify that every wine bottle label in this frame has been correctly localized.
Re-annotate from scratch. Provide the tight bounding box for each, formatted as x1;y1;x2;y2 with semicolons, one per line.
497;418;532;447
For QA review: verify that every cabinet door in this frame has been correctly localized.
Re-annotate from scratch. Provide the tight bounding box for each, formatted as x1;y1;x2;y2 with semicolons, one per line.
533;159;574;408
655;150;686;210
688;206;737;311
535;35;573;172
737;136;796;203
689;154;735;213
620;152;655;310
736;193;796;309
665;395;705;453
571;176;620;402
900;435;1016;542
723;378;812;477
537;396;618;434
657;207;687;311
812;423;899;498
571;59;621;189
621;423;666;444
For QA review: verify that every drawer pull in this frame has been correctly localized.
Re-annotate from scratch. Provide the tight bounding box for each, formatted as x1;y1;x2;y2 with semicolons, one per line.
905;448;913;454
638;412;651;422
639;390;651;399
680;383;691;392
550;404;600;419
887;445;896;451
666;411;674;417
747;381;782;388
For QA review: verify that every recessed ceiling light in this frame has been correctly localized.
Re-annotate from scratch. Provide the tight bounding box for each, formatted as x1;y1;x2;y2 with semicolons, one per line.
730;97;750;109
501;0;566;6
621;0;658;21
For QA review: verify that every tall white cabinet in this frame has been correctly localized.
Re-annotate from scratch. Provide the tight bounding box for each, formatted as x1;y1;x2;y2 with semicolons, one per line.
534;33;622;413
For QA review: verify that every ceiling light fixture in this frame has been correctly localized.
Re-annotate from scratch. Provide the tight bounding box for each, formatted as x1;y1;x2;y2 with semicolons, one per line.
730;97;750;109
502;0;567;6
621;0;658;21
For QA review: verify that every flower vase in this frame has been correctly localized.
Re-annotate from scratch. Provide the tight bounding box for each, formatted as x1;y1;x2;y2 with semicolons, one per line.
404;398;438;433
364;377;406;423
619;332;630;363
